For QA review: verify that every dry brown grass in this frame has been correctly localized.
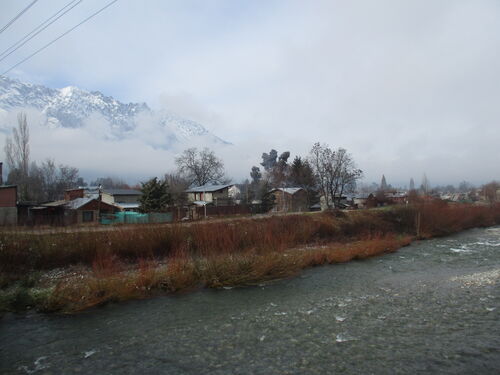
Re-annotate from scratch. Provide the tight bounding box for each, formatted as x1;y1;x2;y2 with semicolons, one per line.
42;234;410;312
1;202;499;313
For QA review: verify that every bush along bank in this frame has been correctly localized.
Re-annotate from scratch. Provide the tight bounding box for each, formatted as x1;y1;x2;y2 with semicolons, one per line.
1;202;499;313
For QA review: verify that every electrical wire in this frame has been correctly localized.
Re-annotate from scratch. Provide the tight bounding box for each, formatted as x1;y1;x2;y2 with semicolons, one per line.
0;0;39;35
0;0;83;63
1;0;119;75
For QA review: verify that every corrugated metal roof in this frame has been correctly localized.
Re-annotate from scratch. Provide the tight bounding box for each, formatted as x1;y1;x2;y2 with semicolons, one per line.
42;200;67;207
354;193;373;199
271;187;304;195
65;197;93;210
114;202;140;209
191;200;208;206
186;184;233;193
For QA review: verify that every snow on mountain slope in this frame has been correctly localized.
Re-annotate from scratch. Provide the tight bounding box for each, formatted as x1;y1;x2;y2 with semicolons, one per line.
0;75;229;146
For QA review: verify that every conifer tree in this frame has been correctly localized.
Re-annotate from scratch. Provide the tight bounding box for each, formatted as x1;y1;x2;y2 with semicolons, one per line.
409;178;415;191
380;175;388;191
139;177;171;212
259;180;276;212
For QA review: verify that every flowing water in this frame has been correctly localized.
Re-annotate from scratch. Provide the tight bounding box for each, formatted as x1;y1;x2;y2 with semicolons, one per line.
1;227;499;374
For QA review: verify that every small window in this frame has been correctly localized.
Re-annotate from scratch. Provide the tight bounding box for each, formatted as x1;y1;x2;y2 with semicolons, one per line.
82;211;94;222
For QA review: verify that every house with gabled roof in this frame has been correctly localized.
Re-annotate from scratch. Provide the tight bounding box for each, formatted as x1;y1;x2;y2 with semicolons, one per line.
353;193;376;209
269;187;308;212
185;183;237;206
65;197;117;223
101;189;143;211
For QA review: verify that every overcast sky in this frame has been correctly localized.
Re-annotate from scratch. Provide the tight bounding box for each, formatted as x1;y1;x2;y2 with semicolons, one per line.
1;0;499;187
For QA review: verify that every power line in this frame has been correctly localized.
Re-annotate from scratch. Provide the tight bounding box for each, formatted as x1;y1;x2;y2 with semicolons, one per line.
1;0;119;75
0;0;39;35
0;0;83;63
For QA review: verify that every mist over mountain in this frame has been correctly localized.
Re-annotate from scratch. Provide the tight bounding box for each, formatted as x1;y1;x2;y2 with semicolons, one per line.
0;75;229;149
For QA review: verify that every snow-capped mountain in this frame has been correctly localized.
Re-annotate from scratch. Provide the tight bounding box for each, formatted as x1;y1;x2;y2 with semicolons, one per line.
0;75;229;146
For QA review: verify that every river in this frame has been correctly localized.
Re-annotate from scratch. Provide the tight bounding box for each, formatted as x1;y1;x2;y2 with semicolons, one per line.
1;226;499;374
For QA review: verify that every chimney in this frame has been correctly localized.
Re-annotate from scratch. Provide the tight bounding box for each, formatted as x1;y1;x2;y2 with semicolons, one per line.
0;162;3;185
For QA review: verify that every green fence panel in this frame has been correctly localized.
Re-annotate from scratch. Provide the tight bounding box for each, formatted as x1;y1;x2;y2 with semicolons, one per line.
100;211;173;225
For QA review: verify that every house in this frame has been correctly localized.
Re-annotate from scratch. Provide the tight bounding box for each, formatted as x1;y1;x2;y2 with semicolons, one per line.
101;189;142;211
64;188;87;201
65;197;117;223
0;185;17;225
29;197;118;225
269;187;308;212
64;186;101;201
353;193;377;209
440;192;468;203
185;184;236;206
385;192;408;205
0;162;18;225
28;200;77;226
319;194;351;210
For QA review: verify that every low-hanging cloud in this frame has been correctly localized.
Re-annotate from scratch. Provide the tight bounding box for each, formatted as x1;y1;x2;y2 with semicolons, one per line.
0;0;499;186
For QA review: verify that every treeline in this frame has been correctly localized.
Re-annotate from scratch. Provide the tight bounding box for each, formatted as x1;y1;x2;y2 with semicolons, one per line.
3;114;143;203
140;143;364;213
237;143;362;209
5;112;495;210
138;148;228;212
3;113;365;211
4;113;83;202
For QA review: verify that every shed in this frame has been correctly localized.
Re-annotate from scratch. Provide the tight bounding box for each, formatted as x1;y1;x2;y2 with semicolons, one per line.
65;197;117;223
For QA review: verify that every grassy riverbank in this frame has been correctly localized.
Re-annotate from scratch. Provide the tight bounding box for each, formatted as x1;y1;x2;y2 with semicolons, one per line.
1;202;499;313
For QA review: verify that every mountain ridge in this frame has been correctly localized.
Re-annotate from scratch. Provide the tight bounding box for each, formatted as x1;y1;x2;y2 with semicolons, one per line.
0;75;229;146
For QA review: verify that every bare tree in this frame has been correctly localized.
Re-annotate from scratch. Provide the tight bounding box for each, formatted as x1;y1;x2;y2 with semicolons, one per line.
309;142;334;208
57;165;80;192
175;147;226;186
5;113;30;174
420;173;430;195
40;159;58;201
3;113;84;202
164;172;190;206
91;176;130;189
482;181;499;204
333;147;363;201
4;113;30;199
458;181;473;193
308;143;362;208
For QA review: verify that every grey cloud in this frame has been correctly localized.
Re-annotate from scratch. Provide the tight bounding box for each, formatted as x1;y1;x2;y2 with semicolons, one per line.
0;0;499;185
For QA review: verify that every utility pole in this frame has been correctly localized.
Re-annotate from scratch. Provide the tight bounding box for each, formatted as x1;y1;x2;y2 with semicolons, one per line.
203;190;207;219
97;184;102;224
